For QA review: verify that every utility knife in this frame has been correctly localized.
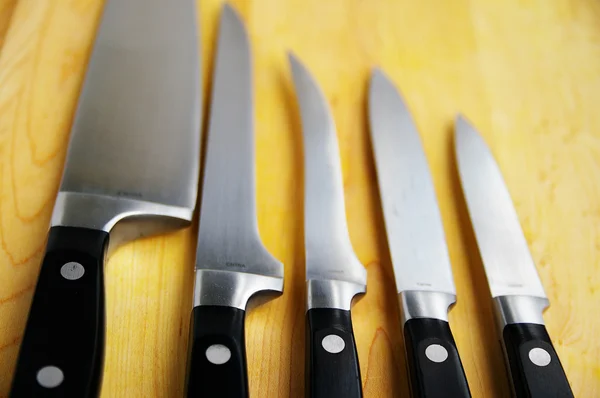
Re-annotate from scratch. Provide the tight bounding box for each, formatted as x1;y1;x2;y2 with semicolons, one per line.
455;116;573;398
185;5;284;398
289;54;367;398
10;0;200;396
368;69;471;398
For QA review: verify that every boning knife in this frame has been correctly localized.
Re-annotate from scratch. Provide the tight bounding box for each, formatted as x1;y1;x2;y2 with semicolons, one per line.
289;53;367;398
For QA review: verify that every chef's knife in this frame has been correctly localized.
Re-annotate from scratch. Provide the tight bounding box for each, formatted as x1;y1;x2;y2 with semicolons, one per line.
185;5;284;398
454;116;573;398
368;69;471;398
289;54;367;398
10;0;200;397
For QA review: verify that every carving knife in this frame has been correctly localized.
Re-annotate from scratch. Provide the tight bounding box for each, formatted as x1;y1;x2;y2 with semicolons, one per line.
289;54;367;398
185;5;284;398
368;69;471;397
454;116;573;398
10;0;200;396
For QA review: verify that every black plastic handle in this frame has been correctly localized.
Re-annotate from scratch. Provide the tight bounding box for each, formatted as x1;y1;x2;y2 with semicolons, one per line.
186;305;248;398
403;318;471;398
10;226;109;398
305;308;362;398
502;323;573;398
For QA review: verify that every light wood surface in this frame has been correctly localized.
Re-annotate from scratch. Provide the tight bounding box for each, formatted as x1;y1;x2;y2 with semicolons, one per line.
1;0;599;396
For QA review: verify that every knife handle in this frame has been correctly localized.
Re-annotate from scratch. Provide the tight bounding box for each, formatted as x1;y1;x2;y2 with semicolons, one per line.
502;323;573;398
10;226;108;398
186;305;248;398
403;318;471;398
306;308;362;398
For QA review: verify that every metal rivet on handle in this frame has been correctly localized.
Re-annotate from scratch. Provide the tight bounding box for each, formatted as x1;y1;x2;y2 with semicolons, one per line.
37;366;64;388
206;344;231;365
529;347;551;367
60;262;85;280
321;334;345;354
425;344;448;363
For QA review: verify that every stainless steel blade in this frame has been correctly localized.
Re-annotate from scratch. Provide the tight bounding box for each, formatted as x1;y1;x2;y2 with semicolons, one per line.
289;54;366;287
195;5;282;281
455;116;546;299
55;0;200;232
368;69;455;296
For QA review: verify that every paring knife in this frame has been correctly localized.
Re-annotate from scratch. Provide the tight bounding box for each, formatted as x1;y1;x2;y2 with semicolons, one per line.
289;54;367;398
185;5;284;398
10;0;200;397
368;69;471;398
454;116;573;398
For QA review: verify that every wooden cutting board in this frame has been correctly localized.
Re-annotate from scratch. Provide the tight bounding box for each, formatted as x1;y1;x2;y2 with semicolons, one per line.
1;0;599;396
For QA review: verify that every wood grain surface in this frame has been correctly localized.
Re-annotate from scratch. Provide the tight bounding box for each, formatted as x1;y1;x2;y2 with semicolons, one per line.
1;0;599;396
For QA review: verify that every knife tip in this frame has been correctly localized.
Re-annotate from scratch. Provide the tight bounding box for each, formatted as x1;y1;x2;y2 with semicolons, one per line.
287;52;310;90
371;65;383;76
287;51;300;69
455;113;468;127
222;2;235;15
455;114;479;134
369;66;388;85
220;2;245;30
454;114;485;156
368;67;389;103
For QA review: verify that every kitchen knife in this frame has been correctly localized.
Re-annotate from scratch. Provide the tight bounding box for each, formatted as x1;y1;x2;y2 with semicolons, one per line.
289;54;367;398
185;5;284;398
9;0;200;397
368;69;471;398
454;116;573;398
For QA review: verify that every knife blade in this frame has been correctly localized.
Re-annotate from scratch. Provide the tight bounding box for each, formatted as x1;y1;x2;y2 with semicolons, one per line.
10;0;200;397
185;5;284;398
368;69;471;398
455;116;573;398
289;53;366;398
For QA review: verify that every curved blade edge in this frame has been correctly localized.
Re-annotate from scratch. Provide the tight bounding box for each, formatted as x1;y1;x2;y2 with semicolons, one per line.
454;115;546;299
289;53;366;286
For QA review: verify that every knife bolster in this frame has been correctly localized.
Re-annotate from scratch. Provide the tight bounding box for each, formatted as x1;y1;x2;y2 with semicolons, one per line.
493;295;549;328
306;279;366;311
399;291;456;325
51;192;193;255
194;269;283;310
